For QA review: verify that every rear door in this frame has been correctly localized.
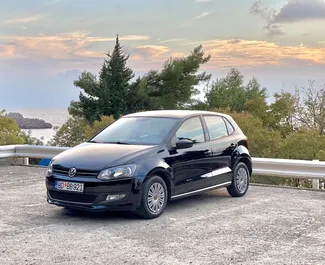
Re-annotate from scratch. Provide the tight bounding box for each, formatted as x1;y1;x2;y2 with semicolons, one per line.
200;115;237;186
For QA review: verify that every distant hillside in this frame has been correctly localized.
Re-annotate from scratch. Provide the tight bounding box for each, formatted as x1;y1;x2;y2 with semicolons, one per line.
6;112;53;129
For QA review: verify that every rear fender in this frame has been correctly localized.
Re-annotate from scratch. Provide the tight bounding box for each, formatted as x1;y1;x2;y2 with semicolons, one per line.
232;145;253;175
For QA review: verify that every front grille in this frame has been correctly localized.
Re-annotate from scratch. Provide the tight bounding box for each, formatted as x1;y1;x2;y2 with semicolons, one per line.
49;190;97;203
53;165;99;177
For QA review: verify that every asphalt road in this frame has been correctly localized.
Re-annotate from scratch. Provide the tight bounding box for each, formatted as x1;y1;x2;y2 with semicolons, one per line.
0;165;324;265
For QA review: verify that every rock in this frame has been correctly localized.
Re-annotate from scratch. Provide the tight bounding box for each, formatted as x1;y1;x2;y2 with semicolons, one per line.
6;112;53;129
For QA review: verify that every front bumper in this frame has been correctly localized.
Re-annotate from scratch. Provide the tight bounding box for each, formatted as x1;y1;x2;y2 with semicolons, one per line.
46;174;142;212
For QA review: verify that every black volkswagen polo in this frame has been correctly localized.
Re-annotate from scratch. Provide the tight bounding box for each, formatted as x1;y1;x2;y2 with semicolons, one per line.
46;110;252;219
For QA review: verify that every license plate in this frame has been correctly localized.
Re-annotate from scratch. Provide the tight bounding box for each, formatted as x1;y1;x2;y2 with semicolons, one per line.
55;180;84;193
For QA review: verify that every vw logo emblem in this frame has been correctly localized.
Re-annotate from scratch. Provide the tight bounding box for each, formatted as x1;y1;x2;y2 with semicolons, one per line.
68;167;77;177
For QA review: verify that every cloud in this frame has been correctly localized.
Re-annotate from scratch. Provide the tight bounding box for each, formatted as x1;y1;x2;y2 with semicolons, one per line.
250;0;325;36
193;12;212;19
127;46;186;72
134;45;169;58
272;0;325;23
183;39;325;68
3;31;325;76
0;43;16;57
263;24;285;37
179;11;212;28
3;14;48;25
157;38;186;44
195;0;211;3
0;32;150;60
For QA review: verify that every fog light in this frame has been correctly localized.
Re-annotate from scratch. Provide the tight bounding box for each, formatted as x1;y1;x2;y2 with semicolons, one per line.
106;194;126;201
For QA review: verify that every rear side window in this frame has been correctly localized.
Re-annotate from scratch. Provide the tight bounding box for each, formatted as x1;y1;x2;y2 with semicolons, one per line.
203;116;228;140
175;117;205;144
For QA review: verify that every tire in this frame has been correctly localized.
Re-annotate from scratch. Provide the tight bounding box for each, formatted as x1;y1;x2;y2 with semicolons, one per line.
136;175;168;219
227;162;250;197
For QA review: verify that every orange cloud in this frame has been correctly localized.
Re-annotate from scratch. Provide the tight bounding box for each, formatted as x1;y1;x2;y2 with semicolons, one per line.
0;32;151;60
0;44;19;58
2;32;325;74
183;39;325;68
130;39;325;71
135;45;169;57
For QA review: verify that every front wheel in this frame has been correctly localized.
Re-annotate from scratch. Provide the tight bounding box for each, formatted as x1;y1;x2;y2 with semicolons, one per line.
227;162;250;197
136;175;168;219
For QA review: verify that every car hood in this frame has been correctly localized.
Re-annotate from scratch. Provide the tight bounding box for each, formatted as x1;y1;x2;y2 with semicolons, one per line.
52;142;156;171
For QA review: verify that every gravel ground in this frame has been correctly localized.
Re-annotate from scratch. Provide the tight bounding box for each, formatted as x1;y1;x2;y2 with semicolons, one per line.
0;165;324;265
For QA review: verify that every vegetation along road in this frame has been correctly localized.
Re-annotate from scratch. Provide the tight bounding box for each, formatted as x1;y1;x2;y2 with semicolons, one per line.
0;166;324;265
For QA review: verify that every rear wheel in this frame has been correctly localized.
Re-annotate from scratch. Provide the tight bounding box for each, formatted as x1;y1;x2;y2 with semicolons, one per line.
227;162;250;197
136;175;168;219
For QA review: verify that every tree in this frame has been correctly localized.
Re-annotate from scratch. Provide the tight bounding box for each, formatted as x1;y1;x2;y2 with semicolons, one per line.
281;130;325;161
102;35;134;119
0;115;25;145
216;109;283;158
142;45;211;109
124;77;152;113
244;96;269;123
50;115;116;147
20;130;44;146
69;72;101;123
267;90;299;137
49;116;88;147
69;35;135;122
206;68;268;112
84;116;115;139
296;81;325;135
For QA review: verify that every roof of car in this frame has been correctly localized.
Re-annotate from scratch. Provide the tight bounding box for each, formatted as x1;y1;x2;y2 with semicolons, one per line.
124;110;231;119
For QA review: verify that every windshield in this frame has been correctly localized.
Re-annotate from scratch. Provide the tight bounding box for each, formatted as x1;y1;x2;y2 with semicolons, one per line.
89;117;178;145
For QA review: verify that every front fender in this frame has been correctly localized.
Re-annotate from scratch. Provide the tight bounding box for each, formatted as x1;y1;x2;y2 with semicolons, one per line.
133;159;173;191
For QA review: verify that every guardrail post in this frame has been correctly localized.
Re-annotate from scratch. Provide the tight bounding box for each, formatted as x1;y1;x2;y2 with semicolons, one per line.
312;160;319;189
312;179;319;189
23;157;29;166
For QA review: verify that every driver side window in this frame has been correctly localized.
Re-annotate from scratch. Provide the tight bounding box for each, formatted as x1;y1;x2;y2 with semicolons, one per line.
175;116;205;144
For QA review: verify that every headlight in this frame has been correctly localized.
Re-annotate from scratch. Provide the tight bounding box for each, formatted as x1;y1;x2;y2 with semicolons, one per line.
97;164;137;180
46;160;53;177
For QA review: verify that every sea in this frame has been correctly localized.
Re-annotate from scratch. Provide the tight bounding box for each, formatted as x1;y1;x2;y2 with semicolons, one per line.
5;108;70;144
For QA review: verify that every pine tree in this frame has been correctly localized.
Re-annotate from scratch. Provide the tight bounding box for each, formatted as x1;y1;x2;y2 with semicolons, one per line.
102;34;134;119
69;34;134;123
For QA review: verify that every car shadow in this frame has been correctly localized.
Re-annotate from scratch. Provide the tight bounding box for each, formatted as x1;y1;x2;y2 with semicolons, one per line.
48;188;232;221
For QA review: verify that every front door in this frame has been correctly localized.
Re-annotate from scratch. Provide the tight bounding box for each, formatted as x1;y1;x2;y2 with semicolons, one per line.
165;116;215;196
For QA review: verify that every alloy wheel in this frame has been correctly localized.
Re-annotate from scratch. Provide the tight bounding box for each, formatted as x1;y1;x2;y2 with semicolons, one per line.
147;182;165;213
236;167;248;193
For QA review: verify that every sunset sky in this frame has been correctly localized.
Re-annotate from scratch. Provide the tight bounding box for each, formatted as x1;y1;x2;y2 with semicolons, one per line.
1;0;325;108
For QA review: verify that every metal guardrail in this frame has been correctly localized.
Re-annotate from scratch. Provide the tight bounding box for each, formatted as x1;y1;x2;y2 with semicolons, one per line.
0;145;68;160
0;144;324;189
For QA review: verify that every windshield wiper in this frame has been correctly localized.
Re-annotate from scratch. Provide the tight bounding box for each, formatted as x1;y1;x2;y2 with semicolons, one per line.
114;141;130;145
88;140;130;145
88;140;101;143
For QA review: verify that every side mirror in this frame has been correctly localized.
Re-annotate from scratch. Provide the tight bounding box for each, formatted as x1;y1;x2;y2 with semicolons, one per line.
176;139;193;149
